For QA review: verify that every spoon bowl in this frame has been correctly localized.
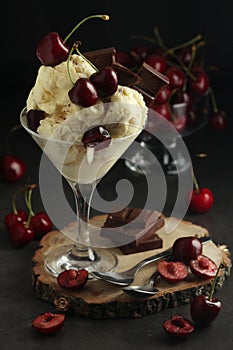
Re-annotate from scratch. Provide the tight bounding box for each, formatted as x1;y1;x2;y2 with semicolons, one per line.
122;271;160;297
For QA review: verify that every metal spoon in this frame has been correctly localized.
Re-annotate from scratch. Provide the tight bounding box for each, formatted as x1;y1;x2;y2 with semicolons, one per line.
122;270;160;297
91;236;211;286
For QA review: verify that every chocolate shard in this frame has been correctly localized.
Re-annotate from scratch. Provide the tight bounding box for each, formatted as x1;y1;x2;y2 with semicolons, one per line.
101;207;164;253
133;62;169;106
112;61;142;87
119;233;163;255
83;47;116;70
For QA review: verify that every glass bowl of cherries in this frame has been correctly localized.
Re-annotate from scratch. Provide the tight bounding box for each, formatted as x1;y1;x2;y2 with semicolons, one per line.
117;29;227;175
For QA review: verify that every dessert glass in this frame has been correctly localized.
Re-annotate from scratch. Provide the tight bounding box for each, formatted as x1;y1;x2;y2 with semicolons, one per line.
20;103;146;276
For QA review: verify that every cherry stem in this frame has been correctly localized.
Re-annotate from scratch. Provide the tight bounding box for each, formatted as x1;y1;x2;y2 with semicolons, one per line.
5;124;22;154
12;184;30;214
192;170;200;193
75;42;98;71
24;184;37;226
167;88;178;122
164;34;202;55
209;261;225;300
209;87;219;113
63;14;110;43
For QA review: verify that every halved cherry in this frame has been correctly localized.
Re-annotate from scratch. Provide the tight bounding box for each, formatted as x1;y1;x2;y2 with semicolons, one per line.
32;312;65;334
190;255;217;279
162;314;194;337
57;269;88;290
157;260;188;283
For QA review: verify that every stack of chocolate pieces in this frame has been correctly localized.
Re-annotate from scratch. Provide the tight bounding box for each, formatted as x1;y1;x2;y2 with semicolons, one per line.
84;47;169;107
101;207;164;254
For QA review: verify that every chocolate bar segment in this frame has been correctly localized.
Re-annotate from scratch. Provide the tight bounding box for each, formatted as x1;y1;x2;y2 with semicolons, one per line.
84;47;116;70
101;207;164;249
112;61;142;87
133;62;169;106
119;233;163;254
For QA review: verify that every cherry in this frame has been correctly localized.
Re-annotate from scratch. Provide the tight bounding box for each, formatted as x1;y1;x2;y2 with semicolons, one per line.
26;109;45;132
30;212;53;239
115;50;131;67
157;260;188;283
170;115;187;132
36;32;69;66
166;66;186;88
209;110;227;131
144;54;167;73
190;254;217;279
32;312;65;334
90;66;118;97
178;46;193;66
0;154;26;182
189;188;214;214
152;103;171;120
154;85;172;104
190;262;222;326
172;236;202;265
189;71;209;96
57;269;88;290
8;221;35;247
4;209;28;230
82;126;111;150
68;78;98;107
130;44;151;65
171;89;192;106
162;314;194;337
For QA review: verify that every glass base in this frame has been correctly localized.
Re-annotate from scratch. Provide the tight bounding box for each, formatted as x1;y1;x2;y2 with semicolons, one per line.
44;245;118;277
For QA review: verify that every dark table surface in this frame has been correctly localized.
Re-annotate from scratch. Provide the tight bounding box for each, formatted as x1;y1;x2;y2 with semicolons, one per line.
0;86;233;350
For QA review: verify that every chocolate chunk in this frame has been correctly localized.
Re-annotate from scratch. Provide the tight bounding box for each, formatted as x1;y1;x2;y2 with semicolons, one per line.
119;233;163;255
112;61;142;86
133;62;169;106
83;47;116;70
101;207;164;248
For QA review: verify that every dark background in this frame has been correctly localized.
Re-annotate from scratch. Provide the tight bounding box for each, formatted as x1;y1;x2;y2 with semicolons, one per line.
2;0;233;130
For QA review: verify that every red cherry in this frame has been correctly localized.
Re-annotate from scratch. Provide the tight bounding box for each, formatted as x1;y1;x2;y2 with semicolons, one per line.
154;85;172;104
8;221;35;247
190;255;218;279
144;54;167;73
30;212;53;239
153;103;171;120
162;314;194;337
209;110;227;131
82;126;111;150
189;71;209;96
32;312;65;334
172;236;202;265
171;89;193;106
0;154;26;182
4;209;28;230
26;109;45;132
166;66;186;88
157;260;188;283
189;187;214;214
90;66;118;97
36;32;69;66
68;78;98;107
190;295;221;327
57;269;88;290
130;45;151;65
115;51;131;67
170;115;187;132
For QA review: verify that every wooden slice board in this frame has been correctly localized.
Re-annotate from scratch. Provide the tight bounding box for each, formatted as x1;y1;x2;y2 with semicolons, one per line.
32;216;231;319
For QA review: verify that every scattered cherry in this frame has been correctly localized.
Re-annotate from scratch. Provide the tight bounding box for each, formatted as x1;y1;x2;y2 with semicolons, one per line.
130;44;151;65
4;209;28;230
0;154;26;182
115;50;131;67
154;85;172;104
189;71;209;96
166;66;186;88
162;314;194;337
209;110;227;131
144;54;167;73
189;187;214;214
90;66;118;97
68;78;98;107
190;255;217;279
152;103;171;120
172;236;202;265
157;260;188;283
82;126;111;150
57;269;88;290
32;312;65;334
30;212;53;239
190;262;223;326
26;109;45;132
8;221;35;247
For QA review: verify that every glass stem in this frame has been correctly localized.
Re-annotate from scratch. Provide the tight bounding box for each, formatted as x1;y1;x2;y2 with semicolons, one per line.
69;181;97;260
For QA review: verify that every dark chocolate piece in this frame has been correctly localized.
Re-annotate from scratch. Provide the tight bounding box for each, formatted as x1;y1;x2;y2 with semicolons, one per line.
101;207;164;248
83;47;116;70
119;233;163;254
133;62;169;106
112;61;141;87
